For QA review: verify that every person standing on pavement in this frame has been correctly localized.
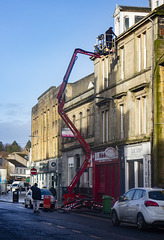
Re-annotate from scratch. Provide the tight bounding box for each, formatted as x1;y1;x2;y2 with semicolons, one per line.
31;183;41;213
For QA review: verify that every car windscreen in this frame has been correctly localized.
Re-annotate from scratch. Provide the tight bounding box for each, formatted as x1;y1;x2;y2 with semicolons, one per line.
12;184;19;187
149;191;164;200
41;189;51;195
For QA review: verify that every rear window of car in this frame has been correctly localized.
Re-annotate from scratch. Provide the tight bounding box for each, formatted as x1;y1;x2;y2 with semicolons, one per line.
41;189;51;195
149;191;164;200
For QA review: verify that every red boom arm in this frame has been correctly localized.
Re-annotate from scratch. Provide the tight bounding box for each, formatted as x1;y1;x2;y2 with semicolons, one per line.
57;48;100;196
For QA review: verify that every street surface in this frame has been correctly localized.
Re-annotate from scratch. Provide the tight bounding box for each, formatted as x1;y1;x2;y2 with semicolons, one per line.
0;201;164;240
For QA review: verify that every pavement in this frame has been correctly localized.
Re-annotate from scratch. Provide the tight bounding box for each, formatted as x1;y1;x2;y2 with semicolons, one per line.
0;191;111;219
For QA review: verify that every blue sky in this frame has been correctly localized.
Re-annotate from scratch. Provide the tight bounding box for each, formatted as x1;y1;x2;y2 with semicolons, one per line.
0;0;150;148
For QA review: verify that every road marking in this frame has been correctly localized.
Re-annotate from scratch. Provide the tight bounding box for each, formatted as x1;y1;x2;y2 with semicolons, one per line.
57;225;66;229
72;229;82;233
89;235;102;239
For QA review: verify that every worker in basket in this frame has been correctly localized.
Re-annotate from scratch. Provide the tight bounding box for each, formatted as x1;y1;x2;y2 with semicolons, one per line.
105;27;117;50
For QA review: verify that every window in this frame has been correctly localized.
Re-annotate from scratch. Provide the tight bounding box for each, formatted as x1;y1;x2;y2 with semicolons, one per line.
135;16;144;24
68;157;74;185
138;35;141;72
72;115;76;125
133;189;144;200
106;58;109;87
121;47;124;80
86;109;90;136
103;58;109;89
125;189;135;200
124;17;129;31
102;60;105;89
137;32;147;72
136;96;147;135
143;32;146;69
120;104;124;139
79;112;82;135
128;159;143;189
102;110;109;143
149;191;164;200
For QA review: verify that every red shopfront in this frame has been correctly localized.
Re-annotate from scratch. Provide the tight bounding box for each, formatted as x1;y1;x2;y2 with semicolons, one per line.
92;147;120;203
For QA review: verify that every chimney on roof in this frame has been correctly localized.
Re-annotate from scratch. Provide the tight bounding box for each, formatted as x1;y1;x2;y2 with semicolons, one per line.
149;0;151;8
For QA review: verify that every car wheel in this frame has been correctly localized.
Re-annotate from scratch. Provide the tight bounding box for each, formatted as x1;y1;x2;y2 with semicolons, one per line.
112;210;120;226
137;213;147;231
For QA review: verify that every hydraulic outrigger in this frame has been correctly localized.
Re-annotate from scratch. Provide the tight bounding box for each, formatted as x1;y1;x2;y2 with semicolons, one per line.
57;48;101;211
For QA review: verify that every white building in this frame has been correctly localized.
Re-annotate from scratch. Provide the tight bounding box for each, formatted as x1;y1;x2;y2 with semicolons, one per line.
113;4;151;36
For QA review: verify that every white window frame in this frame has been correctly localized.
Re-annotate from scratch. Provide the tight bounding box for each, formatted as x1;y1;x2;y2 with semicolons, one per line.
102;110;109;143
120;104;124;139
138;35;141;72
102;59;105;89
143;32;146;69
121;47;124;80
106;57;109;87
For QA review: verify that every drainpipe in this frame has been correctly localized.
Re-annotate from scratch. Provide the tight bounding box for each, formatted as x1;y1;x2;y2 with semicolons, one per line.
149;17;154;187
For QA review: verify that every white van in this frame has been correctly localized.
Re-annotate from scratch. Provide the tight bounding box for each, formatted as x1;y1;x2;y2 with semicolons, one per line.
11;181;24;192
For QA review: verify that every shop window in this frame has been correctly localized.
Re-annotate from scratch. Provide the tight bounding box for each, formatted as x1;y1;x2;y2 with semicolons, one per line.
128;159;143;189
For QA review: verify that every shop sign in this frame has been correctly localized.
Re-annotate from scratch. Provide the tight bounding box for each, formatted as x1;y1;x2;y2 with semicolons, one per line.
39;162;48;171
62;128;74;137
95;147;118;162
126;145;142;160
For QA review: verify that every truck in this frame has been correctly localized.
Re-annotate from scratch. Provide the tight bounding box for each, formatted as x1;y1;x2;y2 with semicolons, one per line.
11;181;25;192
57;49;102;211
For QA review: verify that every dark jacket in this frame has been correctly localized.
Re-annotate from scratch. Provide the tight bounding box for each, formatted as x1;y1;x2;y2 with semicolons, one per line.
31;185;41;200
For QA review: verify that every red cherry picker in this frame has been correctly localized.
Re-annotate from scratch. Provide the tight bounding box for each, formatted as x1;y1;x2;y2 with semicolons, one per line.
57;48;101;211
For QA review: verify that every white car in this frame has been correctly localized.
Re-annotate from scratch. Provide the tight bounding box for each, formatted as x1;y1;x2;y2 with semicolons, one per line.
24;189;56;209
111;187;164;230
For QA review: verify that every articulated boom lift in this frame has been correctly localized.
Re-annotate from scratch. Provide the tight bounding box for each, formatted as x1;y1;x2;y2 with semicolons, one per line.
57;48;101;211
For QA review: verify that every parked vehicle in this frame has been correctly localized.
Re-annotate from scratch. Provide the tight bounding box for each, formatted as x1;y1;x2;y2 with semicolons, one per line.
11;181;25;192
24;189;56;209
111;187;164;230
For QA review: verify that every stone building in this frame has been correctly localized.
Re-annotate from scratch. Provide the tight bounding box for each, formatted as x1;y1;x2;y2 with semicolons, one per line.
31;1;164;203
31;86;62;199
61;74;94;196
31;75;95;199
93;2;164;202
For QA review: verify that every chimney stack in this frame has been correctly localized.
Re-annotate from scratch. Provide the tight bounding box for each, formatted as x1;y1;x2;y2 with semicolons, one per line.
149;0;152;8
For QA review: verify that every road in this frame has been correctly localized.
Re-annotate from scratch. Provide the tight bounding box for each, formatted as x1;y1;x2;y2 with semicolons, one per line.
0;202;164;240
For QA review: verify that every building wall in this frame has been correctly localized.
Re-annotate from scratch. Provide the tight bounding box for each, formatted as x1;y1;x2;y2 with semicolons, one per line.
153;13;164;187
61;74;95;195
93;8;164;194
31;86;61;162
